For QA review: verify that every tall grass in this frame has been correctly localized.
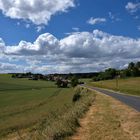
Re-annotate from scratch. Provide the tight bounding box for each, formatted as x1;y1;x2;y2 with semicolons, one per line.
18;87;96;140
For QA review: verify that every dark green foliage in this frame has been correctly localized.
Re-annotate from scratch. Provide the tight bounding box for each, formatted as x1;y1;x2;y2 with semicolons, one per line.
128;62;135;70
93;61;140;82
72;87;85;102
56;79;68;88
93;76;100;81
56;79;62;87
120;69;131;78
93;68;117;81
71;76;79;87
136;62;140;68
73;92;81;102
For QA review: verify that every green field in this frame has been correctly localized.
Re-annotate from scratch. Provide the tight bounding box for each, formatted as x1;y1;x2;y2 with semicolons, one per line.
0;74;76;138
86;77;140;96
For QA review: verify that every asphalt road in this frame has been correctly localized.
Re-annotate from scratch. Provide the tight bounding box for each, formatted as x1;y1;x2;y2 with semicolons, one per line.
82;85;140;112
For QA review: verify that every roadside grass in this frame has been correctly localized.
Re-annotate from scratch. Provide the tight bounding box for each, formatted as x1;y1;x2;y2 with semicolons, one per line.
88;94;129;140
69;91;140;140
86;77;140;96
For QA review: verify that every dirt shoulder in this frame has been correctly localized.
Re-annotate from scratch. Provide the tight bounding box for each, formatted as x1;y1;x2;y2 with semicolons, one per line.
69;91;140;140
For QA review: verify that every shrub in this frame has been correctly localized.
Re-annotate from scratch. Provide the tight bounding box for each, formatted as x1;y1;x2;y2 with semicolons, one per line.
72;87;82;102
71;76;79;87
72;92;81;102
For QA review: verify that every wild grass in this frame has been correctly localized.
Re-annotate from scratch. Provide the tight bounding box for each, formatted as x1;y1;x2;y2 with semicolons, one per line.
81;94;139;140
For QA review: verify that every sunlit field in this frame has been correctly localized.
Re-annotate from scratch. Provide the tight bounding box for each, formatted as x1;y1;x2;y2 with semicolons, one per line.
0;75;74;137
87;77;140;96
0;74;95;139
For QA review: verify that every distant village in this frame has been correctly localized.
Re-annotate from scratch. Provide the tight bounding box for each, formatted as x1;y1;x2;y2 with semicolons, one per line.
10;61;140;87
11;72;88;88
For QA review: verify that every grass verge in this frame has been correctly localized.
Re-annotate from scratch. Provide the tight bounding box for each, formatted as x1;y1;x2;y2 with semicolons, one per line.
70;90;140;140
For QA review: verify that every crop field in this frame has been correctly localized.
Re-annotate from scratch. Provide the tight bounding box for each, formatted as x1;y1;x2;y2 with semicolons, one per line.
87;77;140;96
0;74;95;139
0;74;76;138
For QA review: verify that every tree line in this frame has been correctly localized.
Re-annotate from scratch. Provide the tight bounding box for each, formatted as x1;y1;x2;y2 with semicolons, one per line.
93;61;140;81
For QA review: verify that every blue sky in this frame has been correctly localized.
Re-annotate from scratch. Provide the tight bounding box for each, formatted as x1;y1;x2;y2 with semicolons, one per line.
0;0;140;73
0;0;140;45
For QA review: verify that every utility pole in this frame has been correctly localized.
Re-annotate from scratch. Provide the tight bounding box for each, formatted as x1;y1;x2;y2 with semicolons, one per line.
115;75;119;90
116;77;118;89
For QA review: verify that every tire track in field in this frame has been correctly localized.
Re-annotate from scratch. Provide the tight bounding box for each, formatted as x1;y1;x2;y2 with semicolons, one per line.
0;89;62;119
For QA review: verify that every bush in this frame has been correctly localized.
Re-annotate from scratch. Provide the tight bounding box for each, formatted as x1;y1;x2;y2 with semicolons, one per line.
71;76;79;87
72;87;81;102
72;93;81;102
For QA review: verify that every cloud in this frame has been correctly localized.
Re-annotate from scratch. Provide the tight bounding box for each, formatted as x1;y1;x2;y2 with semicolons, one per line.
0;30;140;73
108;12;121;22
125;2;140;13
0;38;5;53
36;26;45;32
138;26;140;31
25;23;30;28
0;62;23;73
87;17;106;25
4;33;60;55
61;30;140;59
0;0;75;25
72;27;79;32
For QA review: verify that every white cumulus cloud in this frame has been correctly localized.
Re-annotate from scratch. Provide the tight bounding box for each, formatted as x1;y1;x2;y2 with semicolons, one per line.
0;0;75;25
87;17;106;25
125;2;140;13
0;30;140;73
0;38;5;53
4;33;60;55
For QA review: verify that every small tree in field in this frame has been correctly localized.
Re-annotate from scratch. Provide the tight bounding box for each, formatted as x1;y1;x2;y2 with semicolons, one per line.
56;79;62;88
56;79;68;88
71;76;79;87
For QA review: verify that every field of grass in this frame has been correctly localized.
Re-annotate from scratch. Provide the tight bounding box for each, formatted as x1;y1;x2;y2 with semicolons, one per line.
0;74;96;139
0;74;75;137
86;77;140;96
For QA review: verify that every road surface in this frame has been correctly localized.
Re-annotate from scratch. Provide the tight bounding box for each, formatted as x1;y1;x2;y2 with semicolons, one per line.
82;85;140;112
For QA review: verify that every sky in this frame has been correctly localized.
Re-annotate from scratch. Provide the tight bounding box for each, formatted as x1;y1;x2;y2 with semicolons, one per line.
0;0;140;74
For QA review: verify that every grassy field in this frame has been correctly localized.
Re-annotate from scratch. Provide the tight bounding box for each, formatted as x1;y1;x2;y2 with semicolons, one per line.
0;74;74;137
0;74;95;139
85;77;140;96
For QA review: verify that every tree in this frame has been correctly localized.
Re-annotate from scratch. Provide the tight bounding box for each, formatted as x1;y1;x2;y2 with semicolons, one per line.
56;79;68;88
128;62;135;70
105;68;117;78
132;67;140;77
136;62;140;69
56;79;62;88
120;69;131;78
71;76;79;87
